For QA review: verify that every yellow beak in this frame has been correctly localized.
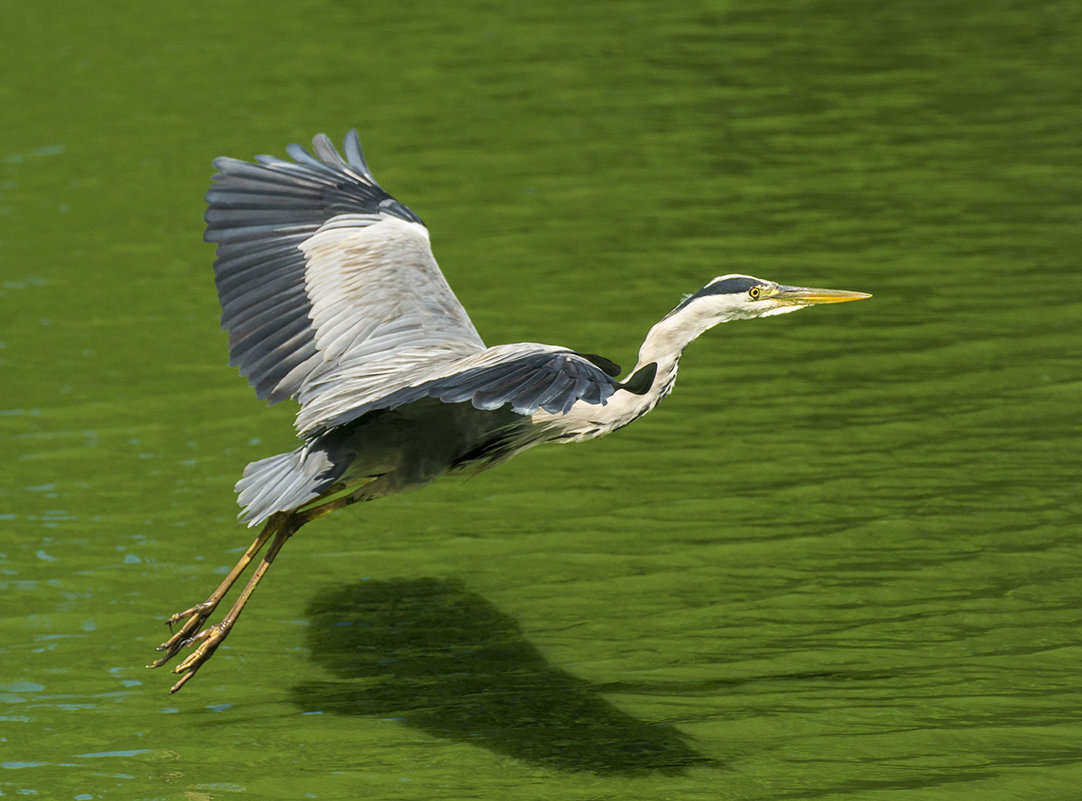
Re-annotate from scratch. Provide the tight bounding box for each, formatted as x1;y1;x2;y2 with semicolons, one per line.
771;285;873;305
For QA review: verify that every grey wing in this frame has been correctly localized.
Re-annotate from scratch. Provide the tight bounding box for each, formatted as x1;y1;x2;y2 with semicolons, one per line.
312;345;628;430
205;130;486;414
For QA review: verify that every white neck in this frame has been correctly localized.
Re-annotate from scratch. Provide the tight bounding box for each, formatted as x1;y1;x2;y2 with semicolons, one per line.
635;302;721;377
534;305;723;443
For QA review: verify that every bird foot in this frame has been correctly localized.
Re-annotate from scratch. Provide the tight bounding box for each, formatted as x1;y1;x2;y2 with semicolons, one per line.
146;520;295;692
148;600;219;669
167;600;216;631
166;622;230;693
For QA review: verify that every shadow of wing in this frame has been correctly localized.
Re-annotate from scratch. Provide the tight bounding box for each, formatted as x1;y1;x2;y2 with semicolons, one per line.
291;578;710;775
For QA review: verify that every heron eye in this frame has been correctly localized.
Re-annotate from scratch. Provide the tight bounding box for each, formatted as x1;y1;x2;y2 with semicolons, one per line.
748;286;762;299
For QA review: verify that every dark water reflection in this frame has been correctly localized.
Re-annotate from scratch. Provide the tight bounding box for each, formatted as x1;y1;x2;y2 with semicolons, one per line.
292;578;709;775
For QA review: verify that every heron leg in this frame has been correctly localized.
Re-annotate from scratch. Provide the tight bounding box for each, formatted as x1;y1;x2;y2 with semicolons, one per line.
150;516;283;666
153;494;361;693
166;519;297;692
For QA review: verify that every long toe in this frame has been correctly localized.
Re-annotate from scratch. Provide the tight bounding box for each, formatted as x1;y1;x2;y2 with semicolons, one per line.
151;606;217;666
168;624;228;692
166;601;216;630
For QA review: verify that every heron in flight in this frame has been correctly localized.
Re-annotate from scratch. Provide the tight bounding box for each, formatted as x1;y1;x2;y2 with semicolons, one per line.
150;130;870;692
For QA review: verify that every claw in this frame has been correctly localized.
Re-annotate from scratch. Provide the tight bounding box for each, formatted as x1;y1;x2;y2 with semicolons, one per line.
149;595;231;671
169;669;199;694
168;623;228;693
166;601;215;628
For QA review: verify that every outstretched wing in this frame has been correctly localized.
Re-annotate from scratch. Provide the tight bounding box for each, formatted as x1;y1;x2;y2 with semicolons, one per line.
303;344;629;431
205;130;485;410
207;130;635;436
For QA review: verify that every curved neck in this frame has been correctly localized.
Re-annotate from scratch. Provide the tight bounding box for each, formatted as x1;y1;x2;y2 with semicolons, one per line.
633;304;718;381
537;308;721;443
602;307;720;428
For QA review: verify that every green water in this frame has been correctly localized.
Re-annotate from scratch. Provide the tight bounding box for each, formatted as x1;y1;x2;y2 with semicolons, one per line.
3;1;1081;798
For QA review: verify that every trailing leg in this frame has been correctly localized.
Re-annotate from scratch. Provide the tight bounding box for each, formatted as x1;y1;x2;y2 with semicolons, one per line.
149;493;363;692
149;514;287;667
165;517;299;692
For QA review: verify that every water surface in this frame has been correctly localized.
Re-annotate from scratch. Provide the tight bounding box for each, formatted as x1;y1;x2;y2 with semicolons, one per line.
2;1;1081;798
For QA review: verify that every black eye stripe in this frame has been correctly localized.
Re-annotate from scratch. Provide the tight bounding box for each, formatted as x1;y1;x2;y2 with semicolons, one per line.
704;277;760;295
683;277;761;305
671;276;766;315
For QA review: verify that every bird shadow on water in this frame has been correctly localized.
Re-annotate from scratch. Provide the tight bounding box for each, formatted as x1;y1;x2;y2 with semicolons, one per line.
291;577;711;775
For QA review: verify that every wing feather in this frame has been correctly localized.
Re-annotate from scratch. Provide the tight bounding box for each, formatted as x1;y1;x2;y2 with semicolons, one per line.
304;346;623;431
205;130;481;407
207;130;626;434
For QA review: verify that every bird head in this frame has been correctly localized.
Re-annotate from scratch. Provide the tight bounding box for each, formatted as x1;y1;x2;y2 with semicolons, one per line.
672;274;871;325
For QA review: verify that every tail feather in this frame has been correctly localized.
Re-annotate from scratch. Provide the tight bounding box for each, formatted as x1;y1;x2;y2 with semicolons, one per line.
235;445;344;527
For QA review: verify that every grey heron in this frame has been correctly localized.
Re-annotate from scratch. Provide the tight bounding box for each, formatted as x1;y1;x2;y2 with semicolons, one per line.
149;130;870;692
